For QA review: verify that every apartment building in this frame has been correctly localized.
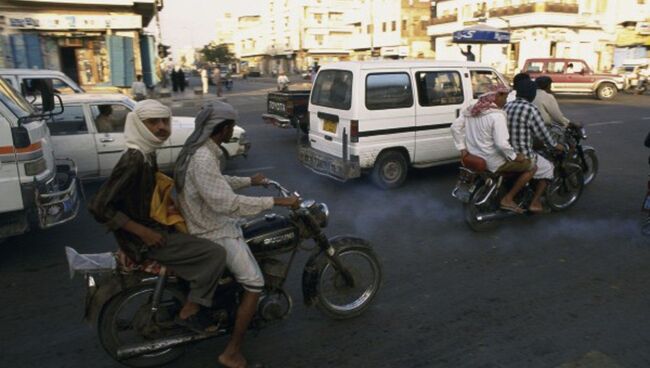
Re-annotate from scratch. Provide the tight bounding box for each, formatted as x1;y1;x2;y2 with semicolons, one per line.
0;0;161;87
346;0;434;60
428;0;650;74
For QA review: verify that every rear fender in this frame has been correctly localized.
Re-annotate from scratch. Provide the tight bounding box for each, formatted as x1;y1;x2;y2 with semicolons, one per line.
301;236;371;306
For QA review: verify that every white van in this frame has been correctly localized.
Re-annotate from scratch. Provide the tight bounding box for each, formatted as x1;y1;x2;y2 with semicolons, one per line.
0;68;121;99
298;60;508;189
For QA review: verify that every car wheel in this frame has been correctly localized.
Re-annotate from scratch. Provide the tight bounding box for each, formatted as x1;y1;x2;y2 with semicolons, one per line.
596;83;617;100
370;150;408;189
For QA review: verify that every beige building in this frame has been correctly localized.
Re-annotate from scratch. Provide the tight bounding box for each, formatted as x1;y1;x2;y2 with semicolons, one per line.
0;0;160;87
428;0;650;74
346;0;434;60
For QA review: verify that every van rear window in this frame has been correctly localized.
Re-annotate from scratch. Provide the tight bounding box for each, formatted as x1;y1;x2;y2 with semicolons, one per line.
311;70;352;110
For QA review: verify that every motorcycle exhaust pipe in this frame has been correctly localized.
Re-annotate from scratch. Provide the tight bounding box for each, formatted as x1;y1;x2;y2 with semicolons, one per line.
476;210;519;222
116;331;220;361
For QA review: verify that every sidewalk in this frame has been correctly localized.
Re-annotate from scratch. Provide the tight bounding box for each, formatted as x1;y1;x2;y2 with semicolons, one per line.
151;85;228;109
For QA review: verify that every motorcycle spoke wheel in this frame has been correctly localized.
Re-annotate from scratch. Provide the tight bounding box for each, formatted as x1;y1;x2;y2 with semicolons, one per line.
98;285;186;367
546;165;584;211
316;246;382;319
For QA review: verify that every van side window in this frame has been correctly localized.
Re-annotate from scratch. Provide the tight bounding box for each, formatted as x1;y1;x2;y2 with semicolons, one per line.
91;104;130;133
311;70;353;110
415;71;464;106
22;78;77;97
46;105;87;135
470;70;505;99
365;73;413;110
525;62;544;73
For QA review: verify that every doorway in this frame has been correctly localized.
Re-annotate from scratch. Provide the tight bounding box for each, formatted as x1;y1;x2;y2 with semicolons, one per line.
60;47;79;84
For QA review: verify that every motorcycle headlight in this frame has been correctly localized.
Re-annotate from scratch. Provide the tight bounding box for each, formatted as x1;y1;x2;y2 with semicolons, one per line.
302;200;329;228
580;128;587;140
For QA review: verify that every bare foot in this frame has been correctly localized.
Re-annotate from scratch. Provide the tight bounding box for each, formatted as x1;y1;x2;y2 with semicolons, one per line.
179;302;200;320
218;351;247;368
528;202;544;213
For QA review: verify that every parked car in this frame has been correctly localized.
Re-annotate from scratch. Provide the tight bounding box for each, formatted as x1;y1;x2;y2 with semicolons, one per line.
521;58;624;100
298;60;509;189
262;89;311;133
37;94;251;180
0;68;122;98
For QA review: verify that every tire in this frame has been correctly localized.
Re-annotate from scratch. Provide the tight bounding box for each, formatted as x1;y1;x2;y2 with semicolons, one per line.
546;163;584;211
370;150;408;189
579;147;598;186
596;83;617;100
463;183;500;232
98;284;187;368
314;240;382;320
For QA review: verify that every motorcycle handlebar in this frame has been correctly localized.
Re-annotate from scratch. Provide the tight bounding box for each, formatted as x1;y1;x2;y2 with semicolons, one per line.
263;179;300;199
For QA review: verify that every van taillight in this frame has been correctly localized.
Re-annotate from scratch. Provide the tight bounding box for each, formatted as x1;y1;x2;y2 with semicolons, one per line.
350;120;359;143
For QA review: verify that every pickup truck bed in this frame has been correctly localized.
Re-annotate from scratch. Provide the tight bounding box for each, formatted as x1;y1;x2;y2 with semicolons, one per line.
262;90;310;132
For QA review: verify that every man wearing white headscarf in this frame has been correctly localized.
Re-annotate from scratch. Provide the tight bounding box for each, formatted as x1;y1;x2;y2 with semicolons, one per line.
89;99;227;333
175;101;299;368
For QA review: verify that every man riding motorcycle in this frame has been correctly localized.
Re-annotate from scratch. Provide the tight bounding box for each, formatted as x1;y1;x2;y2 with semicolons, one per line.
174;101;299;368
532;76;572;128
452;85;536;214
504;80;565;213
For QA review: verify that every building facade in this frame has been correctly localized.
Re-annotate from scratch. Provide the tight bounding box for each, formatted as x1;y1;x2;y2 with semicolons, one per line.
427;0;650;75
0;0;160;87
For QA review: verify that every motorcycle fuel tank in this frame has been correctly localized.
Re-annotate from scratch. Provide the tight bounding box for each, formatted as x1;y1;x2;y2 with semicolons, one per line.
243;214;298;257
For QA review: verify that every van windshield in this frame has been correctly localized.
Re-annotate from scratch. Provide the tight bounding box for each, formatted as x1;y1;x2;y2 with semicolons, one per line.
311;70;353;110
0;78;35;118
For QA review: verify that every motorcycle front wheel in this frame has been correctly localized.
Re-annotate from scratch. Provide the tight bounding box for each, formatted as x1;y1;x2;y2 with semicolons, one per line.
578;147;598;186
546;163;584;211
98;283;187;368
314;239;382;320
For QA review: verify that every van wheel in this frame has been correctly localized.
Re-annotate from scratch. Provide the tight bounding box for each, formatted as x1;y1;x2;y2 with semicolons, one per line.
596;83;617;100
371;151;408;189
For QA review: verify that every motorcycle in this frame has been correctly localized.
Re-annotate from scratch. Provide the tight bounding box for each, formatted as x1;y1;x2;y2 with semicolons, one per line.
453;133;585;232
549;122;598;186
67;180;382;367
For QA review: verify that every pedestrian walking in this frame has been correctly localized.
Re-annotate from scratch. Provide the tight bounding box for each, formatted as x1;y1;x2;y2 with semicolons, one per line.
459;45;476;62
200;68;209;94
171;68;179;92
213;66;222;97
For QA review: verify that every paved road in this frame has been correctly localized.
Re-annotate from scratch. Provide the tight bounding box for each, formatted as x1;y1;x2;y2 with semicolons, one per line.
2;85;650;368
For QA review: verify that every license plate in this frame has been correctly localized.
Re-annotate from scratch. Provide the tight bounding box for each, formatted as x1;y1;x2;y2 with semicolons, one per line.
323;119;337;133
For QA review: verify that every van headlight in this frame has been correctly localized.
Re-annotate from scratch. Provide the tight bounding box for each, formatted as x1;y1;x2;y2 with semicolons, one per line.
25;157;47;176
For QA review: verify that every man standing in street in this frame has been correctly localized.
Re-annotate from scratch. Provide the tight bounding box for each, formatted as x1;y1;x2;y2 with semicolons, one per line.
200;67;209;94
174;101;299;368
213;65;222;97
89;99;227;333
505;80;564;213
131;74;147;101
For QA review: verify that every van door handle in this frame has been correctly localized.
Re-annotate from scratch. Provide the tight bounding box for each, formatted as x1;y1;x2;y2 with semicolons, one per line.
100;137;115;143
324;135;333;141
456;109;460;118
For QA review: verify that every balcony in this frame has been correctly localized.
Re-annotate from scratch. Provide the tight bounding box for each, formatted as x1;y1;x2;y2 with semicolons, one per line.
430;14;458;25
486;3;578;17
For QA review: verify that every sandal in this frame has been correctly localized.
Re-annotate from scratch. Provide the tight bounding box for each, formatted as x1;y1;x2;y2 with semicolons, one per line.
174;311;219;334
500;203;525;214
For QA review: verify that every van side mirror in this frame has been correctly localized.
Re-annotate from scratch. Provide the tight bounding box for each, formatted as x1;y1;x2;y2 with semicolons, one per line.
11;126;31;149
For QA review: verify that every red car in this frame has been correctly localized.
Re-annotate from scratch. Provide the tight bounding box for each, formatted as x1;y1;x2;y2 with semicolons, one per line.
522;58;625;100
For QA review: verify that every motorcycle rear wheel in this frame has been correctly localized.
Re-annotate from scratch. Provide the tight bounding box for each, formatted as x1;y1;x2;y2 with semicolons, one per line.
546;163;584;211
98;284;186;368
464;184;500;232
315;239;382;320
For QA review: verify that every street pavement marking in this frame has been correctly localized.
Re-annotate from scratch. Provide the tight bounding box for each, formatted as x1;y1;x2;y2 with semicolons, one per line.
590;121;624;127
642;117;650;120
227;166;276;174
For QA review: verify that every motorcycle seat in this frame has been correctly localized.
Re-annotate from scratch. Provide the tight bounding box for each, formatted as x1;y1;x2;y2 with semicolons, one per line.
461;153;487;173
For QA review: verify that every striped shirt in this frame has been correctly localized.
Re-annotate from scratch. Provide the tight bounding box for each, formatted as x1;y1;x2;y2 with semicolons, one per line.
504;98;557;159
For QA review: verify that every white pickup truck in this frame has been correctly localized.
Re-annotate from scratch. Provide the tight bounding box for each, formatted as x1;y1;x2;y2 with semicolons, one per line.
40;94;251;179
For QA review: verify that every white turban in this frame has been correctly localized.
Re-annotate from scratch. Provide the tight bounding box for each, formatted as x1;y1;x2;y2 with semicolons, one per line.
124;99;171;157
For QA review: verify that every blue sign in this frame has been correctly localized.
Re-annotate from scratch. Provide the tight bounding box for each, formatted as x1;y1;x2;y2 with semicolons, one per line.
453;28;511;44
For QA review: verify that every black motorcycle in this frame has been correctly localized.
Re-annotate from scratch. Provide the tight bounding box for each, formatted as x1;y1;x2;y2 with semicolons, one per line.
67;181;382;367
453;134;585;232
549;122;598;186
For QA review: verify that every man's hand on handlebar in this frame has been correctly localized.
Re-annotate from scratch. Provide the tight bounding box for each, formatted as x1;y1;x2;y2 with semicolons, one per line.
554;143;565;152
251;173;268;186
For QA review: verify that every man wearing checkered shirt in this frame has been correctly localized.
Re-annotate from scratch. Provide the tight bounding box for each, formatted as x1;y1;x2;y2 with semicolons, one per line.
504;79;564;213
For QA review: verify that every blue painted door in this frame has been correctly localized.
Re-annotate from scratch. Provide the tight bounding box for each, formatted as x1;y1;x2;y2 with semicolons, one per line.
139;35;157;87
107;35;135;87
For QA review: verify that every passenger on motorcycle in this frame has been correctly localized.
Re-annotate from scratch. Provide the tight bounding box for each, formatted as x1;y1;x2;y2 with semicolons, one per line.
88;100;228;333
532;76;571;127
174;101;299;368
452;85;536;214
505;80;565;213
